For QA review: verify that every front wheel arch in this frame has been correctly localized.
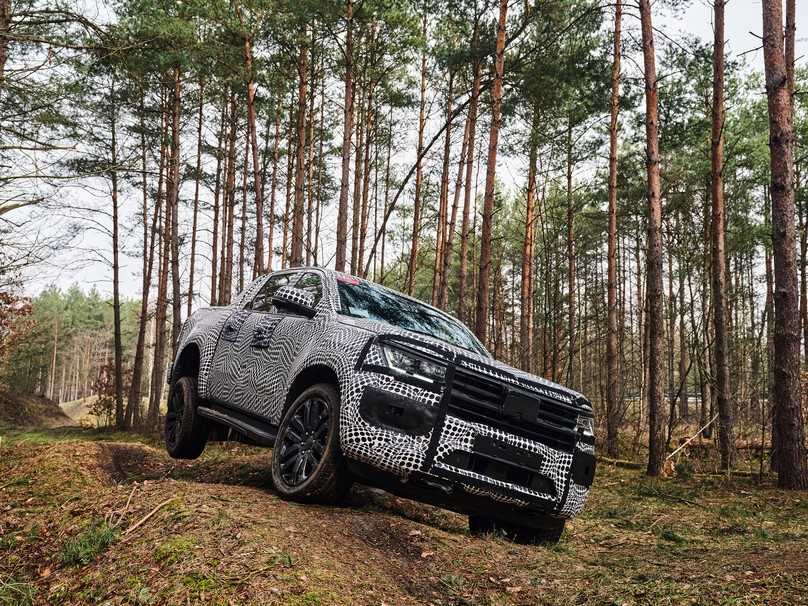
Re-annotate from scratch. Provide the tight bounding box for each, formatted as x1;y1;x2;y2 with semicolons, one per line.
282;364;341;419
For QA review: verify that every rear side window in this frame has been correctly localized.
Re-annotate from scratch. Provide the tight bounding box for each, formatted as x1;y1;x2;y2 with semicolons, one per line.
295;272;323;305
249;272;295;312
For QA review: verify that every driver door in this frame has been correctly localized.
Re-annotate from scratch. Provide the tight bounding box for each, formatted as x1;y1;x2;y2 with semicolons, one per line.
249;271;325;424
206;272;297;414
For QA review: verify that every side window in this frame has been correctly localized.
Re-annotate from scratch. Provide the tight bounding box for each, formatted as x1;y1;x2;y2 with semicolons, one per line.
249;273;294;312
294;272;323;305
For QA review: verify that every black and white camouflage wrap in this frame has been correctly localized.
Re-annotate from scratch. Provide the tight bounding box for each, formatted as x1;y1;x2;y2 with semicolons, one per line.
172;268;594;520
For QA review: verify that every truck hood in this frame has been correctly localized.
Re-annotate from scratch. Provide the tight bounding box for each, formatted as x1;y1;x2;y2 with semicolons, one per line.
337;314;588;408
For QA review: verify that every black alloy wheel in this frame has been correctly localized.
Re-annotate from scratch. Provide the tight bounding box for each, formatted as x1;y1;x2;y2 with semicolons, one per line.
278;396;330;486
271;382;352;503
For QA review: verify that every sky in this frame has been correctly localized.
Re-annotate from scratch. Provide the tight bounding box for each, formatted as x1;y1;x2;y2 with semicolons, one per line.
19;0;808;303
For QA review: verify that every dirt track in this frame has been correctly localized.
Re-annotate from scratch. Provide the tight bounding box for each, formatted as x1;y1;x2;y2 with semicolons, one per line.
1;429;807;605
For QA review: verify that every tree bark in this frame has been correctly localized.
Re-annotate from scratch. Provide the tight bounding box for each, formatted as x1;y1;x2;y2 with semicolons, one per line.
127;87;161;428
0;0;9;87
222;92;238;302
520;111;539;372
291;32;309;268
565;120;576;387
711;0;735;469
761;0;808;489
639;0;665;477
458;24;481;323
237;13;264;276
267;101;281;271
109;84;124;430
432;71;454;306
605;0;622;458
406;11;428;294
475;0;507;345
187;80;204;317
209;97;227;306
439;112;470;311
168;65;183;356
335;0;354;272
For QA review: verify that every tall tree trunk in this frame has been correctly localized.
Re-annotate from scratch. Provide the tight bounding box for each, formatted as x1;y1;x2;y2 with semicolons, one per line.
432;71;454;306
222;93;238;302
210;97;227;305
439;112;470;310
762;0;808;489
458;24;480;323
239;20;264;276
168;65;183;357
282;95;295;269
267;101;281;271
335;0;354;272
306;43;318;267
605;0;622;458
109;86;124;430
520;111;540;372
474;0;507;345
148;126;172;430
711;0;735;469
565;120;577;387
351;87;365;274
800;189;808;361
359;77;375;276
239;132;249;292
639;0;665;477
406;12;428;294
187;80;204;317
0;0;9;86
127;87;162;428
291;33;309;268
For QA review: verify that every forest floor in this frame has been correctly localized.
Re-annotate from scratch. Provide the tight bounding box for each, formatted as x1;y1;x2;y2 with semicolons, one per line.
1;426;807;606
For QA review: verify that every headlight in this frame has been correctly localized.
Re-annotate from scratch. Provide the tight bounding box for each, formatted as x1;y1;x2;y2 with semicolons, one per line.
381;344;447;384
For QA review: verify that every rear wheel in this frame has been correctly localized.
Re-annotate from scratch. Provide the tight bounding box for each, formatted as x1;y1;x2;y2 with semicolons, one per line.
468;514;565;545
271;383;351;504
165;377;209;460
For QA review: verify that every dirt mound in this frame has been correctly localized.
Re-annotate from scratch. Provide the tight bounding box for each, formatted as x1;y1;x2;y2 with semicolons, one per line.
0;390;76;428
2;434;807;605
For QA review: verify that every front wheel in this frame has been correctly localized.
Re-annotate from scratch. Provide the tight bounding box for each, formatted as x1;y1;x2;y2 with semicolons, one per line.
468;514;565;545
271;383;352;504
165;377;209;459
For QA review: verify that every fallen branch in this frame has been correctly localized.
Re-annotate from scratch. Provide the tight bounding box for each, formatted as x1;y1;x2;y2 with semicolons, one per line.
121;497;178;540
598;456;644;470
666;413;719;461
113;485;138;528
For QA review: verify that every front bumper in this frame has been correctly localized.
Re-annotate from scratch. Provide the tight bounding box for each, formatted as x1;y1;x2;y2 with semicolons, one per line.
339;335;595;519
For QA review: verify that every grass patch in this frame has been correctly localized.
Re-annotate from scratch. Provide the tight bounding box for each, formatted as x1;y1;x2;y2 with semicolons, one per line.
60;521;118;566
154;536;196;565
0;576;37;606
287;591;331;606
658;528;686;544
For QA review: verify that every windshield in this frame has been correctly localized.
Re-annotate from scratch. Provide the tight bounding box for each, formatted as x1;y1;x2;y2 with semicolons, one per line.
336;278;486;355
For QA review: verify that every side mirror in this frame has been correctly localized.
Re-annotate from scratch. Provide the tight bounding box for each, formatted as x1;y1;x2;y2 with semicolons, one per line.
272;286;317;318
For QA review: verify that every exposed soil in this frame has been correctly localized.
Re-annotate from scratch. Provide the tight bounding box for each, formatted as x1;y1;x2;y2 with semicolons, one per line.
0;391;76;429
1;427;807;605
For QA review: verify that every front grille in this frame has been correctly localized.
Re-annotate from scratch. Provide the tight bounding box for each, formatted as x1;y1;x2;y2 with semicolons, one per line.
447;368;578;452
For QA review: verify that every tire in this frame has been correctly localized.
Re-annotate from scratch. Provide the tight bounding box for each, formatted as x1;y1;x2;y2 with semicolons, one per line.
271;383;352;504
165;377;209;460
468;514;565;545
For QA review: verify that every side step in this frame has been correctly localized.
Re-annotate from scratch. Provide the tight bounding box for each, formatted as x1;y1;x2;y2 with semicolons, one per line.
197;402;277;447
